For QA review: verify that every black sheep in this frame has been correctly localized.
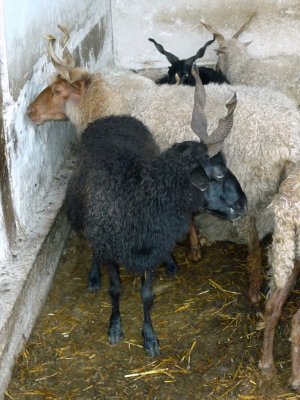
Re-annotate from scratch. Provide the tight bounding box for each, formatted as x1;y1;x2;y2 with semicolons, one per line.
148;36;229;85
65;111;246;356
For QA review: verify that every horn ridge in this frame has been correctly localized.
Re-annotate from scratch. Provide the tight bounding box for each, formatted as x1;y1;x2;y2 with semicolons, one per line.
185;35;216;66
47;34;71;81
232;12;256;39
201;21;226;46
148;38;179;64
191;63;238;157
191;63;208;140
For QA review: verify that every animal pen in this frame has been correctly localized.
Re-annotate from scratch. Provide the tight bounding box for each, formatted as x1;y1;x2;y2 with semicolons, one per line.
0;0;300;399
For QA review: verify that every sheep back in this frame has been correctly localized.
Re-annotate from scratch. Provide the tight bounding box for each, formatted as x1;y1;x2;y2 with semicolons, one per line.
219;41;300;104
66;115;205;274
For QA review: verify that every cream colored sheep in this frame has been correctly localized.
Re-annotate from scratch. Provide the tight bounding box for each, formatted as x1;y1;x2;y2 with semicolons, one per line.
202;14;300;105
259;164;300;390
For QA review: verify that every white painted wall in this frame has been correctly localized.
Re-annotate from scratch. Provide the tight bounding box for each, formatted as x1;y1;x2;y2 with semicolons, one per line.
0;0;113;257
111;0;300;70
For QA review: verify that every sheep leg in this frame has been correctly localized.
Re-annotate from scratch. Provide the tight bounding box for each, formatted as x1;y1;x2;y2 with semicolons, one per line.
164;253;178;277
141;271;160;356
107;262;123;345
290;309;300;390
247;217;263;304
88;252;101;293
188;218;202;262
259;262;300;377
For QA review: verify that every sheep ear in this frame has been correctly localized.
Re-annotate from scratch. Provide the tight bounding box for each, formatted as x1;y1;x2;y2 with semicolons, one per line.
191;166;209;191
185;35;216;67
148;38;179;64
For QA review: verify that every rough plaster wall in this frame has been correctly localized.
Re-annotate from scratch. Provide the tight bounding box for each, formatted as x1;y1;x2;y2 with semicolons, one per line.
0;0;113;236
111;0;300;69
4;0;113;99
0;194;10;262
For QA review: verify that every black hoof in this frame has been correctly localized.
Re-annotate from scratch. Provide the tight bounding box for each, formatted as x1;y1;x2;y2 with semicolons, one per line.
108;327;124;345
142;330;160;356
88;277;101;293
144;337;160;356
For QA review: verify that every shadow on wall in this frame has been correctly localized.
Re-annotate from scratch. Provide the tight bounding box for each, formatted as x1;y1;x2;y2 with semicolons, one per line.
154;0;300;29
0;84;16;248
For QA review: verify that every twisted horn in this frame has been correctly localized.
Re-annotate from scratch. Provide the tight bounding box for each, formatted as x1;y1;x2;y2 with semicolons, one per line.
47;35;71;81
232;12;256;39
206;92;238;156
191;63;238;157
58;24;70;47
58;24;76;67
201;22;226;47
191;63;207;140
148;38;179;64
184;35;216;66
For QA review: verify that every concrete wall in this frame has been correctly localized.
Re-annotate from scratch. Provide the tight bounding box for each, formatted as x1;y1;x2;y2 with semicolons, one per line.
111;0;300;70
0;0;113;255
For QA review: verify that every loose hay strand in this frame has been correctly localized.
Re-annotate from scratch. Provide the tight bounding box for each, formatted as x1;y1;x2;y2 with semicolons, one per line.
124;368;170;378
209;278;242;295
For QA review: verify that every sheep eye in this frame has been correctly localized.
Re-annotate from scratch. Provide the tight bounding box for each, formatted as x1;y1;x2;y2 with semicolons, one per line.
215;173;225;181
54;90;61;95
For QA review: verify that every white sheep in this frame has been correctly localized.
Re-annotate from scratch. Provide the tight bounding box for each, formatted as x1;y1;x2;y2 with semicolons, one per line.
114;74;300;303
258;163;300;390
27;29;300;304
201;14;300;105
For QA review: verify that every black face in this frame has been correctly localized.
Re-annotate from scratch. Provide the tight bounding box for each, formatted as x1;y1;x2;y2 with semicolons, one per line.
149;36;218;86
167;61;195;85
197;153;247;221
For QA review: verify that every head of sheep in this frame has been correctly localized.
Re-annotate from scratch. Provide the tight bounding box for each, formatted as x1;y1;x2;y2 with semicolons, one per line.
148;36;216;85
201;13;255;74
208;153;247;220
27;74;89;124
27;26;93;125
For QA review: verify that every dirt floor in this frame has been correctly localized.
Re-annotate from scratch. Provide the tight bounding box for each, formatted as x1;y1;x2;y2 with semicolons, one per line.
5;233;300;400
